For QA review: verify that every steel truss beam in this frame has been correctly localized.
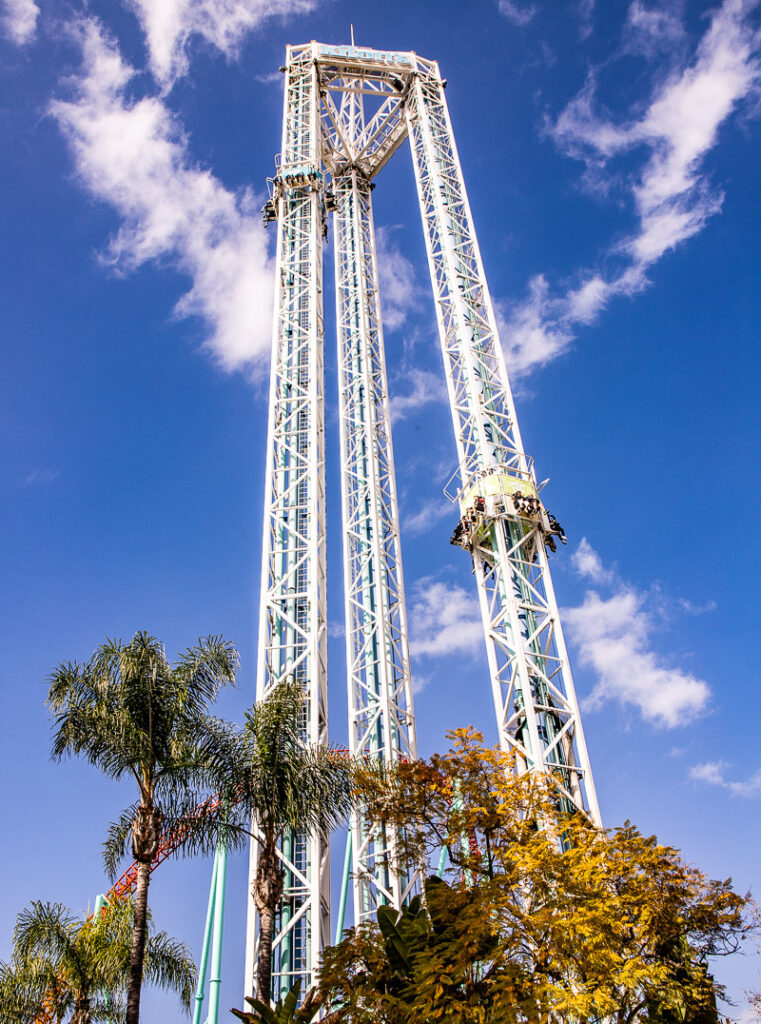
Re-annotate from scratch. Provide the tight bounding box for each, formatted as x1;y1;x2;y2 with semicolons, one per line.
405;60;600;822
246;45;329;1003
333;165;418;927
312;44;418;179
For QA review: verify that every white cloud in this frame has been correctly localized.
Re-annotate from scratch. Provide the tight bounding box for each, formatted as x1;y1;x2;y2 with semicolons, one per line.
403;498;453;538
624;1;687;59
690;760;761;796
497;0;537;27
564;539;711;728
564;274;612;324
390;368;448;422
497;277;574;376
577;0;595;39
408;577;483;659
677;596;717;615
500;265;649;376
571;537;616;584
565;589;710;728
689;760;728;785
126;0;315;86
1;0;38;45
412;673;432;695
50;20;273;375
255;69;283;85
376;227;423;332
500;0;761;377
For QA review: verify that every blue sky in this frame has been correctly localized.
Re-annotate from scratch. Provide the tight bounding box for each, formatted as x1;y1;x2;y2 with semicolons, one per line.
2;0;761;1016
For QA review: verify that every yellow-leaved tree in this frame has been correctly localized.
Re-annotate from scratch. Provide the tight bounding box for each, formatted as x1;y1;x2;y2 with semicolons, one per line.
318;729;754;1024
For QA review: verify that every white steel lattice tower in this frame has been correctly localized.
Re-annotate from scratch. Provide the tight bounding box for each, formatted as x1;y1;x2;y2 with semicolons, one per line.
246;49;329;1002
334;162;419;927
247;40;600;1003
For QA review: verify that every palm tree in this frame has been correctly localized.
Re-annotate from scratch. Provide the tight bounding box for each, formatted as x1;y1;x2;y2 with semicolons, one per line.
204;682;355;1004
0;956;56;1024
47;631;237;1024
0;897;195;1023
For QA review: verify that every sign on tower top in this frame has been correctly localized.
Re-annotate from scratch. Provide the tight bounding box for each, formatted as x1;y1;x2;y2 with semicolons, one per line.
316;43;414;66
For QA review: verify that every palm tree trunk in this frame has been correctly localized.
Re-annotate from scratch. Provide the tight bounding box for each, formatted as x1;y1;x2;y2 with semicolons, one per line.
254;831;284;1004
72;997;91;1024
256;902;276;1003
126;799;162;1024
126;860;151;1024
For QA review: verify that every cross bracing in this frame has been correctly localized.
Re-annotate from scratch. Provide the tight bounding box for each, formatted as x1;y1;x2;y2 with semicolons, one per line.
247;40;600;1004
246;50;329;1004
334;165;419;928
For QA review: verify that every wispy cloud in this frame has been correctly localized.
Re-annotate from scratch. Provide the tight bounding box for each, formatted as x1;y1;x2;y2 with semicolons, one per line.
125;0;315;86
690;760;761;797
501;0;761;376
376;226;424;331
623;0;687;59
255;69;283;85
50;20;273;375
577;0;595;40
1;0;38;45
390;368;448;422
497;0;537;27
412;673;432;695
563;539;711;728
25;468;60;485
571;536;616;584
408;576;483;659
403;497;453;538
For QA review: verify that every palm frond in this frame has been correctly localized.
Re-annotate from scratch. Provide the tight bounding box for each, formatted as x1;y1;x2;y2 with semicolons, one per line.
90;994;126;1022
83;901;134;992
155;790;246;861
290;747;355;835
0;957;55;1023
7;896;197;1020
103;803;139;880
203;683;356;840
143;929;197;1011
173;635;238;713
49;633;239;772
48;658;137;778
13;901;77;970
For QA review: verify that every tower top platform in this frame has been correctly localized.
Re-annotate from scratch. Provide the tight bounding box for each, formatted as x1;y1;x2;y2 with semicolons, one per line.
288;41;440;78
281;43;441;179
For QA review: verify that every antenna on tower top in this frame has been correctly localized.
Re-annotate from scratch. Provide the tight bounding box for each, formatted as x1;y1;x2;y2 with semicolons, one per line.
350;23;355;46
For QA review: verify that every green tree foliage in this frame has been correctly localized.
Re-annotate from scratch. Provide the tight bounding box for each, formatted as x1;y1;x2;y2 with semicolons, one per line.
363;876;498;1009
231;980;325;1024
0;897;195;1024
47;631;237;1024
318;728;752;1024
202;681;355;1003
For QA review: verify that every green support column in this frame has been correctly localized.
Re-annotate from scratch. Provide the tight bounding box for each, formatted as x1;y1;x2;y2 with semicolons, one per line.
207;841;228;1024
193;842;228;1024
93;895;113;1024
335;830;352;943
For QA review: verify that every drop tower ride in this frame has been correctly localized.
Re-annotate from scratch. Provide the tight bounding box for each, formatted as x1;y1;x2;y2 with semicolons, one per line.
246;41;600;1003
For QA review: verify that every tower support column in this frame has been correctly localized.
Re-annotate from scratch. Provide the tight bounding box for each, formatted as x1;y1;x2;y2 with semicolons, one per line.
405;63;600;822
245;44;329;1003
333;167;419;928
